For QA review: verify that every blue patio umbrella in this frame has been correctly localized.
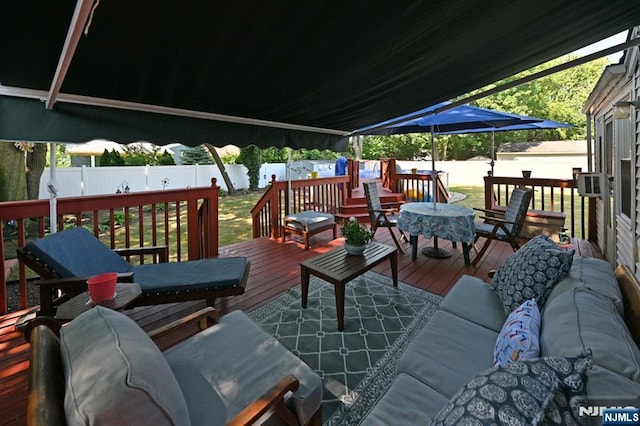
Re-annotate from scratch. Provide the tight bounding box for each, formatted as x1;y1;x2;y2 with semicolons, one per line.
354;102;544;208
436;118;573;135
355;102;543;136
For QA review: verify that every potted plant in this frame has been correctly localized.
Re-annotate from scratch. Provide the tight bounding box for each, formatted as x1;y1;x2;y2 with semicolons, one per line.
341;217;373;255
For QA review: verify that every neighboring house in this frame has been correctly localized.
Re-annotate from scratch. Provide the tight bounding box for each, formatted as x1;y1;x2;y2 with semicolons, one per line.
65;139;175;166
496;140;587;162
583;26;640;271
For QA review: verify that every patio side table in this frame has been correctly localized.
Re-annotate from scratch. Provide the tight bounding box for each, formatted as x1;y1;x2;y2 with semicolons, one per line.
54;282;142;321
300;242;397;331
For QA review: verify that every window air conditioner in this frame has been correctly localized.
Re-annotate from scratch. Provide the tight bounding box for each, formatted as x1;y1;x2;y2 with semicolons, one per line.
576;172;604;197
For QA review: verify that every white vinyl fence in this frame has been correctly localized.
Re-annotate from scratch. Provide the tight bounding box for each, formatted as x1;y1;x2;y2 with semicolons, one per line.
38;157;588;199
37;164;289;199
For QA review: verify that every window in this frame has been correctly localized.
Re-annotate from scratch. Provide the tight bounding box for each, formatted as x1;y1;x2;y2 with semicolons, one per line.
616;118;633;218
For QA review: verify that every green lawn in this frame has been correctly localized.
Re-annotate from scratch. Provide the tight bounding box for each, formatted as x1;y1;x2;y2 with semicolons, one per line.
448;185;485;211
218;191;265;247
216;186;488;247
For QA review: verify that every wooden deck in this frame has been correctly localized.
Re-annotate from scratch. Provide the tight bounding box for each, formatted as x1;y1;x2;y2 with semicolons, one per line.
0;229;600;425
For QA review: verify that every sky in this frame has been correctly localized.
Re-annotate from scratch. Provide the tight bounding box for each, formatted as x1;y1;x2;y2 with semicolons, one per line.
571;31;628;63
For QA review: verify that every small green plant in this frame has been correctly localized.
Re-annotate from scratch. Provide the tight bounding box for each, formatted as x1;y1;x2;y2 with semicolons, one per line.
113;211;126;225
341;217;373;245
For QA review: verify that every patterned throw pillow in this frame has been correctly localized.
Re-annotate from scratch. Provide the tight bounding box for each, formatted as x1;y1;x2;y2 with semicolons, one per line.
431;355;591;426
491;235;575;315
493;299;541;366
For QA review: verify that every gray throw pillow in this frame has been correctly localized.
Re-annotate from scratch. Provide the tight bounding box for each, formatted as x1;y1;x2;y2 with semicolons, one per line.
431;355;591;426
60;306;192;425
491;235;575;315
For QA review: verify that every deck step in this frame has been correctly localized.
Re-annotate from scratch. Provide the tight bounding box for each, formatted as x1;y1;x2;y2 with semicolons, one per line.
335;212;370;223
337;191;406;224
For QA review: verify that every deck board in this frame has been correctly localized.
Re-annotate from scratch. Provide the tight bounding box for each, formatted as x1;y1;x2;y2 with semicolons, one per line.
0;231;601;425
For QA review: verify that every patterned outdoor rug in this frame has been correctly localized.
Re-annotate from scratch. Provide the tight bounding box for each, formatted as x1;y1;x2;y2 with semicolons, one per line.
247;271;442;425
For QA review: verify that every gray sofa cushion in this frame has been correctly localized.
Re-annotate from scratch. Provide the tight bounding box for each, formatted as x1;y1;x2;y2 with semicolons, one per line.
361;373;450;425
540;287;640;395
60;306;191;425
163;310;322;425
491;235;574;314
545;257;623;315
438;274;506;332
396;310;497;399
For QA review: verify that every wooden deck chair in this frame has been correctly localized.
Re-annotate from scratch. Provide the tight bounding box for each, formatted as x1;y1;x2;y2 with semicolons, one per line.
17;227;250;316
471;186;533;265
27;306;323;425
363;182;407;253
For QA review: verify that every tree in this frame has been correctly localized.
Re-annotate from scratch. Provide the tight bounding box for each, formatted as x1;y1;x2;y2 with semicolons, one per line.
121;144;169;166
361;134;430;160
26;143;47;200
181;146;214;165
236;146;262;191
204;144;236;195
99;149;125;166
0;142;28;201
451;55;609;160
158;151;176;165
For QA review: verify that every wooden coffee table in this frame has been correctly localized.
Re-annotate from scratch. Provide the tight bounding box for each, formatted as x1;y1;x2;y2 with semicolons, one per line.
300;242;398;331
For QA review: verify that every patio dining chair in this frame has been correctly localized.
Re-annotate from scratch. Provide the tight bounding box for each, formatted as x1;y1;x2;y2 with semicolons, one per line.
471;186;533;265
17;226;250;316
363;182;407;253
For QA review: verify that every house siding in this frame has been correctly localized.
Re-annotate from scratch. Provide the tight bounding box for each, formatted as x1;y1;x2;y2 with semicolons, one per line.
585;26;640;272
634;60;640;272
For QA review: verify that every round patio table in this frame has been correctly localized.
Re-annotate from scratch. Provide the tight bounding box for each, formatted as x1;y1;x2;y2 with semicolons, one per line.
397;202;475;264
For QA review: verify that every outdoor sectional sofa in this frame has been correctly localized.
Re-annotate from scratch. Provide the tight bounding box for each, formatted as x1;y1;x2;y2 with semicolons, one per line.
362;235;640;424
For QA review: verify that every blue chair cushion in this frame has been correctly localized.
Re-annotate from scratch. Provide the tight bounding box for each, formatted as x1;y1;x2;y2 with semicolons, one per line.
24;227;133;277
133;258;249;294
474;221;509;239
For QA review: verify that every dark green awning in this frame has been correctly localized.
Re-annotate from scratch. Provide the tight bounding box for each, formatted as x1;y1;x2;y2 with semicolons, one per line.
0;96;349;150
1;1;639;148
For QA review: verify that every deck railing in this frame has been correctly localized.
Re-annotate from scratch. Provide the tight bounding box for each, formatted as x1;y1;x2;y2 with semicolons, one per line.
392;172;449;203
379;158;448;202
484;175;596;240
251;175;350;240
0;179;220;314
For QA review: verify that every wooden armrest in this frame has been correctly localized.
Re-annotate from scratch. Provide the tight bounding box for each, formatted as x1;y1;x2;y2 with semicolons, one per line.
28;325;66;426
380;201;403;208
147;307;219;346
227;374;300;426
20;316;61;343
114;245;168;263
615;265;640;348
478;216;516;226
473;207;504;216
373;208;396;214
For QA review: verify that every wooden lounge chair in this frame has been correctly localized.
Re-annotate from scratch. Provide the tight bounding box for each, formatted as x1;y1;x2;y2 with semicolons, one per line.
471;186;533;265
363;182;407;253
27;306;323;425
17;227;250;316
